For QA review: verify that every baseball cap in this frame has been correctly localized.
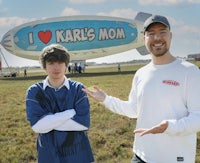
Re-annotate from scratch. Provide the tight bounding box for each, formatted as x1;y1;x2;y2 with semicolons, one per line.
143;15;170;33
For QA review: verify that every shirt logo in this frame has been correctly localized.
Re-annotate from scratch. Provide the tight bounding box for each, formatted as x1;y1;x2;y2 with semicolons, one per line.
163;80;180;86
177;157;184;161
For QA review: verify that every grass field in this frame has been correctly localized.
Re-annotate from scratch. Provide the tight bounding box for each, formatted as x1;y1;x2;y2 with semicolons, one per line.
0;62;200;163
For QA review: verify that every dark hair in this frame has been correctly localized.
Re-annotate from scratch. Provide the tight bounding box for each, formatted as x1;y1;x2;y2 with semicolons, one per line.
40;44;70;69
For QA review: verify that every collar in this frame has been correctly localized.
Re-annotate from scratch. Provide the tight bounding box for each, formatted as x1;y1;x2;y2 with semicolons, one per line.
43;76;70;90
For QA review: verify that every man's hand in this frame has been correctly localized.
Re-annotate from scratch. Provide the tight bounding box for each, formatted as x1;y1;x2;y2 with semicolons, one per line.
134;120;168;136
82;86;106;102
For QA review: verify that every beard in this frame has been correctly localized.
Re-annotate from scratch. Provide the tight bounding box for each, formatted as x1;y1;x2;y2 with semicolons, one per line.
152;48;169;57
147;42;169;57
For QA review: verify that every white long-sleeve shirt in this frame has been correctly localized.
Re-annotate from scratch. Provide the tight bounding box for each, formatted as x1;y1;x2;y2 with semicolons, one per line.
32;109;87;133
103;59;200;163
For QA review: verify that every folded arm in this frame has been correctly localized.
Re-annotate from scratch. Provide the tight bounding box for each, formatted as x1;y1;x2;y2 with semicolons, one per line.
32;109;88;133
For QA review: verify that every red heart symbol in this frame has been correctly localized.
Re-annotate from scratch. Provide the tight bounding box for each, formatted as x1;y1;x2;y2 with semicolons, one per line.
38;30;52;44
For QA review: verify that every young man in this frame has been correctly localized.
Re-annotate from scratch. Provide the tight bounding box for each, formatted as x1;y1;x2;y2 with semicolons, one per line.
26;44;94;163
83;15;200;163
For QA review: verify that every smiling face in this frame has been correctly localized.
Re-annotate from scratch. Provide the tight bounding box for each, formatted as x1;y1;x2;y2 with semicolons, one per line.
144;23;172;58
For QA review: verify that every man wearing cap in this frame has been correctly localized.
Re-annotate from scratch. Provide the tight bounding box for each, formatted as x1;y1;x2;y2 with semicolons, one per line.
83;14;200;163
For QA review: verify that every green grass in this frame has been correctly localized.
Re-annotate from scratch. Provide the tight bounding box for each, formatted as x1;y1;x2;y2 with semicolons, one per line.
0;63;200;163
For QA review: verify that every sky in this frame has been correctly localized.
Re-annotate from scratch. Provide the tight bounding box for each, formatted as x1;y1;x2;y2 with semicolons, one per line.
0;0;200;68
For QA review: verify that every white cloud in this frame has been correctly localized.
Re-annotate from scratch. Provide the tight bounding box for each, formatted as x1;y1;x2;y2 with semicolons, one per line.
171;21;200;54
0;17;36;39
176;24;200;38
0;17;35;28
167;16;200;40
69;0;105;4
169;16;200;36
60;7;137;19
97;8;138;19
138;0;200;5
188;0;200;3
60;7;81;16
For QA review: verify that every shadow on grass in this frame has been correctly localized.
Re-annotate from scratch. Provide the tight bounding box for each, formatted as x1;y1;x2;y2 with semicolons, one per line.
0;70;136;81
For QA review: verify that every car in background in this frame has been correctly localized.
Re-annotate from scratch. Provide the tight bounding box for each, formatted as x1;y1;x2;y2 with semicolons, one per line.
0;72;17;77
